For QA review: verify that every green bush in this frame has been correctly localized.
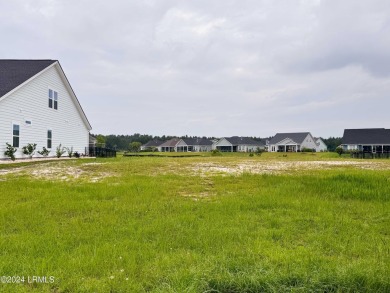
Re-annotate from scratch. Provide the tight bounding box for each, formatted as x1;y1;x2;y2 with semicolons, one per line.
335;146;344;156
38;147;50;157
22;143;37;158
301;148;315;152
65;147;74;158
211;149;222;156
56;144;66;158
4;143;17;161
255;147;264;156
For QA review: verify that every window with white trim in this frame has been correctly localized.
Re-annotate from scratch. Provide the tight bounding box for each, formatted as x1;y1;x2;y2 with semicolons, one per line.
47;130;52;149
49;89;58;110
13;124;20;147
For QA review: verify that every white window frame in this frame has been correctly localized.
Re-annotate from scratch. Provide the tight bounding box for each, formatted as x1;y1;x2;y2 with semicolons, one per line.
12;121;20;148
48;88;59;110
47;129;52;149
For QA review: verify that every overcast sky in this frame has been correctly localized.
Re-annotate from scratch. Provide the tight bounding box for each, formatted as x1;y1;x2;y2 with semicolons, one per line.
1;0;390;138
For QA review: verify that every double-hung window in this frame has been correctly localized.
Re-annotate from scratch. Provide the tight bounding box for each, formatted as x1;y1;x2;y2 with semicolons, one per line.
13;124;20;147
47;130;52;149
49;89;58;110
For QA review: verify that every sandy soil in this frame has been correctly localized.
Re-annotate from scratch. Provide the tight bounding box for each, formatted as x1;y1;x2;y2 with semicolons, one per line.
189;160;390;176
0;160;111;182
0;157;94;164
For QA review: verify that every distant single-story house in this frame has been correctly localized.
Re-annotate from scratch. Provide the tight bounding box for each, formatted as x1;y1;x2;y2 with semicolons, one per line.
213;137;265;152
159;138;184;152
141;139;164;151
314;137;327;152
341;128;390;153
183;138;213;152
0;59;92;159
268;132;318;152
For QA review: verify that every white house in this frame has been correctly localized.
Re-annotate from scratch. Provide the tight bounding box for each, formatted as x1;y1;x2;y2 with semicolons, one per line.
183;138;213;152
212;137;265;152
268;132;319;152
314;137;327;152
0;60;92;159
341;128;390;153
160;138;183;152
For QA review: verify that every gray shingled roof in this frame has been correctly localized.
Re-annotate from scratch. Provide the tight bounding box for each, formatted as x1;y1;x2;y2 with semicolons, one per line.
225;136;264;146
142;139;164;147
159;138;181;147
0;60;57;97
269;132;310;145
342;128;390;144
183;138;213;146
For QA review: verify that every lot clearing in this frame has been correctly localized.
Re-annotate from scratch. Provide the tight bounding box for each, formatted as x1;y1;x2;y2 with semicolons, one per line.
0;153;389;292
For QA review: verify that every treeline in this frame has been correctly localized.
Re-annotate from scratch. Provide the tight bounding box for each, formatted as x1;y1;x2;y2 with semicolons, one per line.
94;134;219;150
322;137;342;152
92;133;342;152
92;133;270;151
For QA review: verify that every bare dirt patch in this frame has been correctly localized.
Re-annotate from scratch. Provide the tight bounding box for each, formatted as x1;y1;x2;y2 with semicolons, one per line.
0;161;112;182
189;160;390;176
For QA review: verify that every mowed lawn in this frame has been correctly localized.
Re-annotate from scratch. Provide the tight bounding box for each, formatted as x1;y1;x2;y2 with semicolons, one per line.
0;153;389;292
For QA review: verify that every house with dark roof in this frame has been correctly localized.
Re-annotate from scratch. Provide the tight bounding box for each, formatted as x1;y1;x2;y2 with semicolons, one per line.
159;138;184;152
268;132;319;152
341;128;390;153
183;138;213;152
213;136;265;152
0;60;92;159
141;139;164;151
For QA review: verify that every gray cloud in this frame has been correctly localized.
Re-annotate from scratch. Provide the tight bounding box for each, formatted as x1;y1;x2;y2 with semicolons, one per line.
1;0;390;137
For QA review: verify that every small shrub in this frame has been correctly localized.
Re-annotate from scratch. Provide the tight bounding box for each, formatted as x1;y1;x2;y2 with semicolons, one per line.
249;153;254;157
65;147;74;158
335;146;344;156
22;143;37;158
74;151;80;158
301;148;315;152
4;143;17;161
56;144;66;158
38;147;50;157
211;149;222;156
255;147;264;156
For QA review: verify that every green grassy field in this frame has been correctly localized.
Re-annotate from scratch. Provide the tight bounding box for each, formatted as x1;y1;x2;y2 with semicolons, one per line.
0;153;389;292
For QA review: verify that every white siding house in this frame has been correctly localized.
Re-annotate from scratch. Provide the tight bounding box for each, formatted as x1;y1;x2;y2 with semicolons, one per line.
315;137;328;152
268;132;319;152
0;60;92;159
212;137;265;152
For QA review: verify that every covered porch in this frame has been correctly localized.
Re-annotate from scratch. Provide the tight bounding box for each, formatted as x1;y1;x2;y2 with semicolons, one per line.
361;145;390;153
216;145;237;152
277;144;300;152
161;146;175;152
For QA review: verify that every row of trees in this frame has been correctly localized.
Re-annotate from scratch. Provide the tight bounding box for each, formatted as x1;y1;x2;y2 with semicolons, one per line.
322;137;342;152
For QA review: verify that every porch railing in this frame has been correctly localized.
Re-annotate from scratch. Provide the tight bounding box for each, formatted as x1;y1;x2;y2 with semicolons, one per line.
87;146;116;158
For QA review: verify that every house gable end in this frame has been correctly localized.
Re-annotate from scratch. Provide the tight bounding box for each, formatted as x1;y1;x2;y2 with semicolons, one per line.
0;61;92;131
215;138;233;147
272;137;299;145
